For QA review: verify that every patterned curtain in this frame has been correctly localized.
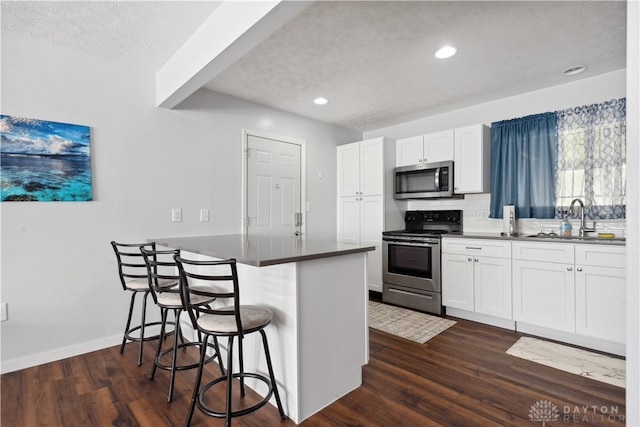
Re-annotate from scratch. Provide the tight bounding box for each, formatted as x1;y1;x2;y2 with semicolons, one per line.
555;98;626;219
489;113;558;219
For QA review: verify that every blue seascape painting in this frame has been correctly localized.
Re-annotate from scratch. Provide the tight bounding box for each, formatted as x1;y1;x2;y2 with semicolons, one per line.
1;115;92;201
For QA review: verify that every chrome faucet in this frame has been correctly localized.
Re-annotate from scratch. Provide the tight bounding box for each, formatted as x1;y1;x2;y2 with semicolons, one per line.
569;198;596;237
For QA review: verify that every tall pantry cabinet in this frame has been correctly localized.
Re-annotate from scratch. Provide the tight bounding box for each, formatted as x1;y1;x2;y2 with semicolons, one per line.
337;137;404;292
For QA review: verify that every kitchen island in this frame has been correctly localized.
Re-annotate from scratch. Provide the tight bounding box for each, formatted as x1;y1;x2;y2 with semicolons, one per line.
150;234;375;424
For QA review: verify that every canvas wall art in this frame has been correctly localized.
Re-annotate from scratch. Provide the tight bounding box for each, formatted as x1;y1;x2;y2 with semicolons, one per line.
0;115;92;201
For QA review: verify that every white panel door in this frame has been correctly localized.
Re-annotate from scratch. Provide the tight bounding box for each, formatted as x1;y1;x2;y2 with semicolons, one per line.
361;195;383;289
247;134;301;236
442;254;474;311
474;257;512;319
512;260;575;332
424;130;454;162
395;135;424;166
359;139;383;196
337;142;360;197
337;197;360;244
575;265;626;343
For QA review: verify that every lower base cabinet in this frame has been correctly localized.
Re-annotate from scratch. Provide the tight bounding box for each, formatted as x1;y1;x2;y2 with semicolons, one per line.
442;239;512;320
512;242;626;344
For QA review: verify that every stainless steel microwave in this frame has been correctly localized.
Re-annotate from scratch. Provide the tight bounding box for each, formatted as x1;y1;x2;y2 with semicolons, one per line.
394;160;457;199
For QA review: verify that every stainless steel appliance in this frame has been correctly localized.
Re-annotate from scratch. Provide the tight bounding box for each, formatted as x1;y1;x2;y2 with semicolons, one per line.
382;210;462;315
394;160;459;199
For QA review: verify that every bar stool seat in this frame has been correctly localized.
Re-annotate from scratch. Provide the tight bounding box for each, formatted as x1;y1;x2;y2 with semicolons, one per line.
175;255;286;427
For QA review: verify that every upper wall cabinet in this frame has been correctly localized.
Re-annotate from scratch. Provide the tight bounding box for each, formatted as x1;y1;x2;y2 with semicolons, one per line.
395;130;454;167
453;124;491;194
337;139;384;197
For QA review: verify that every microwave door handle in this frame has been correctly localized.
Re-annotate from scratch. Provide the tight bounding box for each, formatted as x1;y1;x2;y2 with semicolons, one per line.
434;167;440;190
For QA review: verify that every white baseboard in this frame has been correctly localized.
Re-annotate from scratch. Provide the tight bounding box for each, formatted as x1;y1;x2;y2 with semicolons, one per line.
445;307;516;330
1;334;122;374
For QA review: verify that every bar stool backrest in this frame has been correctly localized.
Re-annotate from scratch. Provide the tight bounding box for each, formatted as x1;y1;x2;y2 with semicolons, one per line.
111;241;156;290
140;247;181;304
174;256;243;338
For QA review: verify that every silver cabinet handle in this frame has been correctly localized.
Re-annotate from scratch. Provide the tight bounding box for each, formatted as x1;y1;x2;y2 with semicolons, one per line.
567;267;573;271
466;246;482;250
467;257;472;262
474;258;479;262
577;267;583;272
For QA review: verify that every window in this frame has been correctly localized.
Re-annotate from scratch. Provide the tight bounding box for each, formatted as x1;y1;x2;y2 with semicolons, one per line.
555;98;626;219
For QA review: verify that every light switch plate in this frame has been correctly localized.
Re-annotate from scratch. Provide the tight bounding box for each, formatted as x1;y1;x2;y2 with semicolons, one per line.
200;209;209;222
172;208;182;222
0;303;7;322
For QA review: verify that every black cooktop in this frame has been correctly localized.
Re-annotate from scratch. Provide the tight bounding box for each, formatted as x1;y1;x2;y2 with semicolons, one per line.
383;209;463;238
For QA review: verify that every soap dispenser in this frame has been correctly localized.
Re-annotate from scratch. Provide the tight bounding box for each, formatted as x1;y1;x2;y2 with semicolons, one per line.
560;210;571;236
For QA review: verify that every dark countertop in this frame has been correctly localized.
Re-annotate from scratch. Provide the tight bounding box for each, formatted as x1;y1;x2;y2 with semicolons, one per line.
443;231;626;246
150;234;376;267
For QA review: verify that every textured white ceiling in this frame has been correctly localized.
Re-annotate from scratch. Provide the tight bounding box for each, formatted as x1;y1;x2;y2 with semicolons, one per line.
0;1;221;72
204;1;627;131
0;1;627;132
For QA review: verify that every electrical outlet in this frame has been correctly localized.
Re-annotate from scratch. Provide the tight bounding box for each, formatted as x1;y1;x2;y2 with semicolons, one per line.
171;208;182;222
0;303;7;322
200;209;209;222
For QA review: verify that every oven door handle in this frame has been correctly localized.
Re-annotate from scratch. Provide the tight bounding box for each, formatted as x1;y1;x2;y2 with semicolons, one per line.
383;239;439;247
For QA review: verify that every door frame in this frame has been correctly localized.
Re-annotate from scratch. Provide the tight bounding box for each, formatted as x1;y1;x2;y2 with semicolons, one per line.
241;129;306;236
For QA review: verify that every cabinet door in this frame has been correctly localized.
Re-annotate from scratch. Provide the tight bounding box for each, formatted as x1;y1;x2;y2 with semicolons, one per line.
361;195;384;290
575;265;626;343
512;260;575;332
396;135;424;167
454;125;489;193
337;197;360;244
424;130;454;162
337;142;360;197
442;254;474;311
360;139;384;196
474;257;512;319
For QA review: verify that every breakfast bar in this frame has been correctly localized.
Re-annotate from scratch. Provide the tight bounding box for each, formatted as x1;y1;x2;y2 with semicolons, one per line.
150;234;375;424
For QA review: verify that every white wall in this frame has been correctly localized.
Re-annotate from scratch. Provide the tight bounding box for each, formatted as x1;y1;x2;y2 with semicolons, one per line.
625;1;640;423
364;70;627;234
0;32;360;372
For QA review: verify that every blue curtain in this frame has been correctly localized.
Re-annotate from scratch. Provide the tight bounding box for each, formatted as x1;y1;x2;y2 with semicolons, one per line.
489;113;558;218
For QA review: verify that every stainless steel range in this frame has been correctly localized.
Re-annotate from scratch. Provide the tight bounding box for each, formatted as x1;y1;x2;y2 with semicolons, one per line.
382;210;462;315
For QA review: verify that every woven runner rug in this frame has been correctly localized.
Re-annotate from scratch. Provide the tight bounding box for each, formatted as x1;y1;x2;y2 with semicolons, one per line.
368;301;456;344
507;336;625;388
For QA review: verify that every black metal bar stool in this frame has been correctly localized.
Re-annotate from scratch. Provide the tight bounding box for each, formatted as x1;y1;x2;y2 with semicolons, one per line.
110;241;174;366
174;255;286;427
140;247;225;402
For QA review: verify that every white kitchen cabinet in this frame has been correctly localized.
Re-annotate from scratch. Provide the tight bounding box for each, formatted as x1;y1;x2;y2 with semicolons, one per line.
453;124;490;194
512;241;626;342
442;238;512;319
338;139;383;198
337;137;399;292
512;258;576;333
574;245;626;343
395;130;454;167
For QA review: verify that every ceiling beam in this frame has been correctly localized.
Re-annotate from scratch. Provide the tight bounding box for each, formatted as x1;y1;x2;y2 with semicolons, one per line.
155;0;312;109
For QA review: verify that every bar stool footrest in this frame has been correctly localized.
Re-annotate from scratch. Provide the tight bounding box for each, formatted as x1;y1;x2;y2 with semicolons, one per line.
155;341;219;372
124;321;175;343
196;372;275;419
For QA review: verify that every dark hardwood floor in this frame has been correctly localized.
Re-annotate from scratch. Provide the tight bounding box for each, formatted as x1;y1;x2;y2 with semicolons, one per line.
2;312;625;426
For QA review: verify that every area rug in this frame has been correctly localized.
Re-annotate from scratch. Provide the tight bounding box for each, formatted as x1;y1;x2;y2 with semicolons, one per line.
368;301;456;344
507;336;625;388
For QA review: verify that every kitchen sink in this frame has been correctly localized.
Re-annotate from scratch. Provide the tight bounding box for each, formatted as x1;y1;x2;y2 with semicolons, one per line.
525;234;626;243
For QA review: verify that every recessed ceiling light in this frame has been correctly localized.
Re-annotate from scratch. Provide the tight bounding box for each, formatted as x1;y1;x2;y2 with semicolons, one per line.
313;97;328;105
562;65;588;76
435;46;457;59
